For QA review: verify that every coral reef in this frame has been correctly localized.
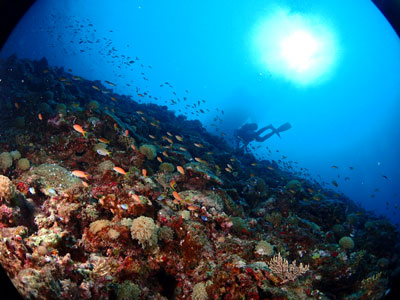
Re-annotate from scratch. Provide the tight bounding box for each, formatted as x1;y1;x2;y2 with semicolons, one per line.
0;56;398;300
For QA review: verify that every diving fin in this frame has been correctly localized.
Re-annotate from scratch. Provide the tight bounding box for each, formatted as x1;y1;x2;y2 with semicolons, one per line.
274;122;292;138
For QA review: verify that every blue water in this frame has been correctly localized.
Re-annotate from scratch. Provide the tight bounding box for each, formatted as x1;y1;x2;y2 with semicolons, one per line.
1;0;399;226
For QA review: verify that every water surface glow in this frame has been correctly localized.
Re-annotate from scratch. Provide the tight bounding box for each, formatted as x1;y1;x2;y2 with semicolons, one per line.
253;7;338;85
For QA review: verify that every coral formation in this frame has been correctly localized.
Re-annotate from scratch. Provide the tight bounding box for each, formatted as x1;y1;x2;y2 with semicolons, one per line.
0;56;398;300
0;152;13;169
130;216;158;248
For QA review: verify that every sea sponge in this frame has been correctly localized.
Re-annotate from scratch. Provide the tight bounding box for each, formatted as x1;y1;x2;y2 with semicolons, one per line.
192;282;208;300
97;160;115;173
10;150;21;160
159;162;175;173
139;144;157;160
117;281;140;300
89;219;111;234
0;152;13;169
130;216;158;248
255;240;274;256
0;175;15;202
339;236;355;249
17;158;30;171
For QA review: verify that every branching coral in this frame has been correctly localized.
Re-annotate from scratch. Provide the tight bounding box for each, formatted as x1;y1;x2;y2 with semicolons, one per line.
267;252;309;284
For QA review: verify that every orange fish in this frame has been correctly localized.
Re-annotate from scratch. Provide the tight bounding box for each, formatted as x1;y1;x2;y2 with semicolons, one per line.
113;167;127;175
167;132;173;137
157;156;163;163
98;137;110;144
177;166;185;175
187;205;199;211
131;144;137;151
172;191;183;202
138;93;144;97
142;169;147;177
149;134;156;139
132;194;141;203
136;110;144;115
82;181;89;187
175;135;183;142
73;124;87;137
38;113;43;121
14;102;20;109
110;96;117;102
124;129;129;137
92;85;100;91
170;180;177;190
162;151;169;157
72;170;89;179
194;143;204;148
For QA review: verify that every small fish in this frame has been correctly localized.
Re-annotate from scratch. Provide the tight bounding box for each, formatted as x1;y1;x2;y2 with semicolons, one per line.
162;151;169;157
227;164;233;169
131;144;137;151
179;146;187;151
59;77;67;82
142;169;147;177
38;113;43;120
166;132;173;137
98;137;110;144
110;96;117;102
177;166;185;175
138;93;144;97
175;135;183;142
72;75;81;81
113;167;127;175
14;102;20;109
136;110;144;115
120;203;128;210
72;170;89;179
349;166;354;170
331;166;339;169
225;167;232;173
114;123;118;130
124;129;129;137
92;85;100;91
267;166;274;171
251;163;257;166
172;191;183;202
29;187;36;194
105;80;116;86
194;157;206;164
194;143;204;148
149;134;156;139
382;175;390;180
170;180;177;190
96;148;110;156
332;180;339;187
307;188;314;193
187;205;199;211
132;194;141;203
157;156;163;163
82;181;89;187
73;124;87;137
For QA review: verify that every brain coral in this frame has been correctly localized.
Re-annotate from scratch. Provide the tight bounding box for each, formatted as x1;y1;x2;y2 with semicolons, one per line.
339;236;355;249
0;152;13;169
0;175;15;202
139;144;157;160
130;216;158;248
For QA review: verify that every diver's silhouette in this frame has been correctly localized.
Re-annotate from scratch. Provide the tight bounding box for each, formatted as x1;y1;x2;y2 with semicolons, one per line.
234;122;292;150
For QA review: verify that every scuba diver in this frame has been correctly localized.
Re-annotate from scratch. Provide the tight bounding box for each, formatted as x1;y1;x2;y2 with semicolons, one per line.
234;122;292;150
